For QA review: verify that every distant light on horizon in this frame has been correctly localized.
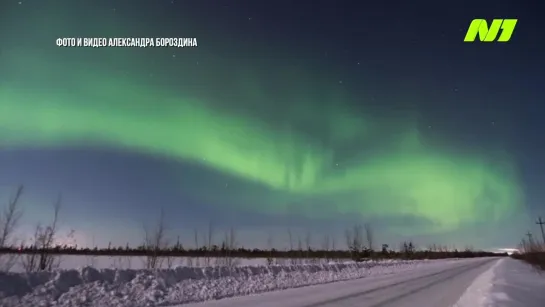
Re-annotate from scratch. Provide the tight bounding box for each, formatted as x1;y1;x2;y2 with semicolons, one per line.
495;248;519;255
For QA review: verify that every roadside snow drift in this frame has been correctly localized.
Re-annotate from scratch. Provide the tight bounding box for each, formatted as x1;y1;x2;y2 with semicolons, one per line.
0;259;457;307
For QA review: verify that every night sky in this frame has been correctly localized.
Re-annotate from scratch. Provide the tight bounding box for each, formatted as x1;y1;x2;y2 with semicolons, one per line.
1;0;544;251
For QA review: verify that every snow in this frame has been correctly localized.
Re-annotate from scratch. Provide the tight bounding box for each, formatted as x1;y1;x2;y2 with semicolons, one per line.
179;257;497;307
8;255;267;272
0;257;455;307
486;258;545;307
454;258;545;307
4;256;541;307
453;258;503;307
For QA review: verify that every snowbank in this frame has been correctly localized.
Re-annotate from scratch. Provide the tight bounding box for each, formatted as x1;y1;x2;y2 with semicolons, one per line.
0;259;454;307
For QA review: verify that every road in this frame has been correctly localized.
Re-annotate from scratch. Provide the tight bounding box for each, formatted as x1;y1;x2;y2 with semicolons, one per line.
181;258;498;307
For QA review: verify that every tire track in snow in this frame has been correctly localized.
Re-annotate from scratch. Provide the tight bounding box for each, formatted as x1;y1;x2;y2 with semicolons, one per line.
304;258;496;307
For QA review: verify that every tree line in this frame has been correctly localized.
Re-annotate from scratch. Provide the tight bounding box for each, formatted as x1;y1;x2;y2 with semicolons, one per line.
0;185;506;272
0;243;506;260
511;218;545;271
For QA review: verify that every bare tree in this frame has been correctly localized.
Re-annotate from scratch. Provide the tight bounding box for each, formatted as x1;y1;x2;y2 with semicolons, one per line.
22;225;40;272
22;196;62;272
287;228;294;250
400;241;415;257
143;209;168;269
345;228;352;258
287;228;296;265
297;236;303;264
331;235;337;263
345;225;364;256
0;185;24;272
86;235;98;267
322;234;330;263
219;227;238;268
364;223;374;252
520;238;529;253
189;228;199;267
305;230;312;262
202;221;214;267
345;224;364;260
266;232;274;265
166;235;182;269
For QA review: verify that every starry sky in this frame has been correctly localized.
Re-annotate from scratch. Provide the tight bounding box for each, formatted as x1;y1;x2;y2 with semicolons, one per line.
1;0;544;251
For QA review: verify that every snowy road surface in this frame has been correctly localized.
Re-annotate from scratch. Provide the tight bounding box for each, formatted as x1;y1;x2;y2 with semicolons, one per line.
182;258;498;307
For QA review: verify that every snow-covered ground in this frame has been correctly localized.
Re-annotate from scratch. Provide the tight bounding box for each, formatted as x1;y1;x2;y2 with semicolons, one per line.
180;257;545;307
0;257;452;307
455;258;545;307
2;256;542;307
9;255;269;272
181;257;495;307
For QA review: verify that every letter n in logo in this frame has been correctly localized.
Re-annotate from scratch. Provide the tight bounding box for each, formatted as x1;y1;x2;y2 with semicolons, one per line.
463;19;518;42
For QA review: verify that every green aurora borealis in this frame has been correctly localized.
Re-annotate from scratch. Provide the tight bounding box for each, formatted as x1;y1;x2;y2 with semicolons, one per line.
0;1;532;245
0;50;523;235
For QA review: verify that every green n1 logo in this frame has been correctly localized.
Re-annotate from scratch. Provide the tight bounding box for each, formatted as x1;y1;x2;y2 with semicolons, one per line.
463;19;518;42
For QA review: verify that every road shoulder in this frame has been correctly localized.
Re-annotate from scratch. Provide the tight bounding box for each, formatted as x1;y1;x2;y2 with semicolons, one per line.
455;258;545;307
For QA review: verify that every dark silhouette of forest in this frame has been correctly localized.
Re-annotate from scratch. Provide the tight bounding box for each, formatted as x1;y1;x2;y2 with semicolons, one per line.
510;223;545;271
0;243;506;261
